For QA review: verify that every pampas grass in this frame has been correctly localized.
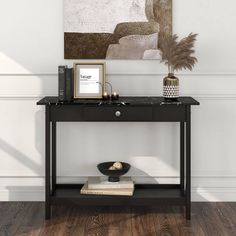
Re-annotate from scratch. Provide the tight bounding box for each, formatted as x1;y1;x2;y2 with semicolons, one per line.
159;33;198;73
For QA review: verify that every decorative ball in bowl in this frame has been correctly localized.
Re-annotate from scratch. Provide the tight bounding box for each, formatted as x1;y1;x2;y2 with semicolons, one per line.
97;161;131;182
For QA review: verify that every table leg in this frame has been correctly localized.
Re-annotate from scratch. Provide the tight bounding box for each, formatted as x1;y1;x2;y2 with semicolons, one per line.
52;122;56;195
186;106;191;220
180;122;185;195
45;106;51;219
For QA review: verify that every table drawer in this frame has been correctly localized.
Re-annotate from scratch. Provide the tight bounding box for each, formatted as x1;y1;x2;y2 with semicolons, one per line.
83;106;152;121
50;105;186;122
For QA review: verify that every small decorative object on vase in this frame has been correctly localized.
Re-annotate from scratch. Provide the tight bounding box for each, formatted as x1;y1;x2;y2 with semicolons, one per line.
159;33;198;100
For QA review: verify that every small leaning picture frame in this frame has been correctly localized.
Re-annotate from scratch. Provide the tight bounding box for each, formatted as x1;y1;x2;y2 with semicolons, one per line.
74;62;106;99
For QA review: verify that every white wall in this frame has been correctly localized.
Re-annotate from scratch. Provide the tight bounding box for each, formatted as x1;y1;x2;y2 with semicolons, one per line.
0;0;236;201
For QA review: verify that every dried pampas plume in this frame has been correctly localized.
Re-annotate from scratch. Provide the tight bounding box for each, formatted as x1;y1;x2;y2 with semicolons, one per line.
159;33;198;74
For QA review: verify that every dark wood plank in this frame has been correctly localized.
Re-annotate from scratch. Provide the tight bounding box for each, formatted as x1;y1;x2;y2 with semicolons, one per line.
194;202;229;236
84;207;109;236
0;202;22;235
104;208;133;236
55;206;88;236
0;202;236;236
214;203;236;236
0;202;33;236
14;202;44;236
39;205;72;236
152;206;180;236
174;205;205;236
132;209;156;236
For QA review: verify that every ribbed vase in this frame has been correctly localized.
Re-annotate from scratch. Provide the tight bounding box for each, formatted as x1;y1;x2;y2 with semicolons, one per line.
163;73;179;99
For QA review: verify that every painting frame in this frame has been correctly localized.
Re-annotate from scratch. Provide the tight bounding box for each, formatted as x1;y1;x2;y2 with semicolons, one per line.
74;62;106;99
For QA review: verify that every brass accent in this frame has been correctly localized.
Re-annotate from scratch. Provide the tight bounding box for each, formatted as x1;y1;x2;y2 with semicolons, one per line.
163;73;179;86
74;62;106;99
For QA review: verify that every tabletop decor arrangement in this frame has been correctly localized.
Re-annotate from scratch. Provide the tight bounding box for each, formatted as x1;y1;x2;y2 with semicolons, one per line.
58;62;120;101
80;161;134;196
159;33;198;100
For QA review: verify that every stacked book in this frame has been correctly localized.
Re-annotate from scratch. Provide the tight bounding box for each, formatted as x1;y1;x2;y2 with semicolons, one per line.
58;65;74;102
80;177;134;196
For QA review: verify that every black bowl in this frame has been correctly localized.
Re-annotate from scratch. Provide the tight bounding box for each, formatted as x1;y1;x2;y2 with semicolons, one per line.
97;162;131;182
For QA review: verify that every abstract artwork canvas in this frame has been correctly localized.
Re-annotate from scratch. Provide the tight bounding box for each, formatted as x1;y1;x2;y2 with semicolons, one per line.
64;0;172;59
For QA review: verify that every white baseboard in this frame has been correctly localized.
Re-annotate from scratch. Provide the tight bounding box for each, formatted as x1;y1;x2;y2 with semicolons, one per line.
192;188;236;201
0;189;44;201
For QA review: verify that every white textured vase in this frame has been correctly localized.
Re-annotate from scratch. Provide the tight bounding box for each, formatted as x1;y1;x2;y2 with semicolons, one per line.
163;73;179;99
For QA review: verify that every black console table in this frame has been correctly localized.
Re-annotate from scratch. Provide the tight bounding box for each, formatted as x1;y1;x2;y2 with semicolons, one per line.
37;96;199;220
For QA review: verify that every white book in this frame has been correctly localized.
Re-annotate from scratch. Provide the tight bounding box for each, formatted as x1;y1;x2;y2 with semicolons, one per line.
81;182;134;196
87;177;134;190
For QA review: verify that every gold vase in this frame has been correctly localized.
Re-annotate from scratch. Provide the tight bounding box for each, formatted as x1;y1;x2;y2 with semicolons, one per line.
163;73;179;99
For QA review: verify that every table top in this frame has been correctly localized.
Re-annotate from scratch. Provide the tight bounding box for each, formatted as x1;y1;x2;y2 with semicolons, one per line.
37;96;200;106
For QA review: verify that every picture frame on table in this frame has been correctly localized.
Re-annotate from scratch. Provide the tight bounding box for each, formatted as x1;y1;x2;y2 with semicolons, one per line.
74;62;106;99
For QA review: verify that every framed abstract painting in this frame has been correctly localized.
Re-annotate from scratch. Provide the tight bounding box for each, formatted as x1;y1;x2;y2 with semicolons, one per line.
64;0;172;59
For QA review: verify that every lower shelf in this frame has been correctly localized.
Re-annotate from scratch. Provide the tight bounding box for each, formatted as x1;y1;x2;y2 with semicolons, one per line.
51;184;185;206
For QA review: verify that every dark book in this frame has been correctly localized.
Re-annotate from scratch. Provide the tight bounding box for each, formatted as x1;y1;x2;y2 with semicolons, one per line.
65;68;74;101
58;65;67;101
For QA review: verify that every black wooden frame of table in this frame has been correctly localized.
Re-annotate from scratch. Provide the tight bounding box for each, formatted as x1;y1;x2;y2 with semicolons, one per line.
37;96;200;220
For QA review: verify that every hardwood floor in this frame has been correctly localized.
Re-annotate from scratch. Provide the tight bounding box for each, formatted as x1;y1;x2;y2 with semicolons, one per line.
0;203;236;236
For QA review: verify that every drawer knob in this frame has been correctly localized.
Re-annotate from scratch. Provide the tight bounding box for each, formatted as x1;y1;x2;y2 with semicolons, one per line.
115;111;121;117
